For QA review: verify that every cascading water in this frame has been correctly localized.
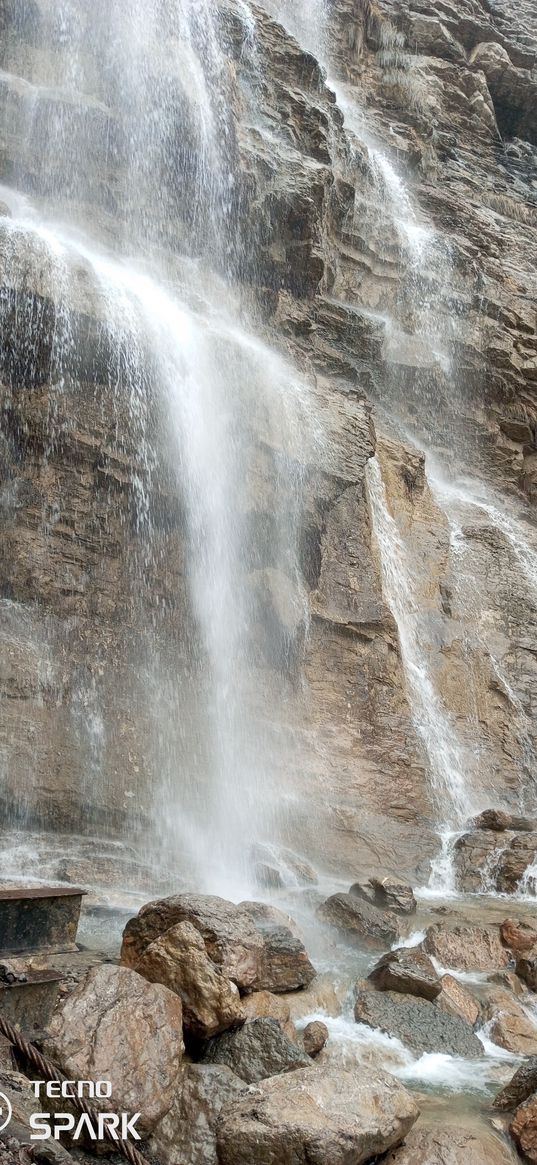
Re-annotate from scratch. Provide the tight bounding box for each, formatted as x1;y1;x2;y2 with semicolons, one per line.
0;0;320;896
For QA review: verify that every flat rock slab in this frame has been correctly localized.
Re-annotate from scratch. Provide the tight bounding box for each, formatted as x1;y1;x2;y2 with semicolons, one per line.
217;1065;419;1165
354;987;483;1057
382;1124;519;1163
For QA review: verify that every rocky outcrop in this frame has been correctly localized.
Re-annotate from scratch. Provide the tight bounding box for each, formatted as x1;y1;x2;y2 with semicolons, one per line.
217;1065;419;1165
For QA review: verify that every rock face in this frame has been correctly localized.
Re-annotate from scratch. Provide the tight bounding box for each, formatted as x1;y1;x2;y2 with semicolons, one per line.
44;965;183;1133
217;1065;419;1165
133;921;244;1038
199;1018;310;1084
148;1064;246;1165
482;988;537;1054
436;975;481;1026
501;918;537;955
510;1096;537;1164
317;893;399;947
494;1057;537;1111
423;925;510;972
354;986;483;1057
382;1125;519;1164
368;947;441;1001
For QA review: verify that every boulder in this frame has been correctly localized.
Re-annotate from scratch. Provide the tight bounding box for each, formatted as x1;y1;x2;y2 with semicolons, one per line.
453;831;507;893
147;1064;246;1165
241;991;297;1042
278;974;344;1021
482;988;537;1055
494;1057;537;1111
511;1095;537;1164
423;925;510;972
317;893;399;947
255;925;316;994
368;947;441;1001
501;918;537;956
44;965;183;1133
516;949;537;991
368;876;417;915
490;970;526;998
199;1017;310;1083
134;921;244;1039
471;810;536;832
120;894;264;991
354;986;483;1057
302;1020;329;1058
249;846;318;886
497;835;537;894
240;901;304;941
436;975;481;1026
217;1065;419;1165
382;1124;519;1163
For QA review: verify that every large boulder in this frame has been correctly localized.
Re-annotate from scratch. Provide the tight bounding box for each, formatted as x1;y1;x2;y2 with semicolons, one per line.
44;965;183;1133
453;831;507;893
148;1064;246;1165
368;947;441;1001
199;1017;310;1083
510;1095;537;1164
217;1065;419;1165
120;894;264;991
317;893;399;947
255;925;316;994
423;925;510;972
369;877;417;915
354;986;483;1057
516;949;537;990
494;1057;537;1111
134;921;244;1038
497;835;537;894
482;988;537;1055
383;1124;519;1163
242;991;297;1042
501;918;537;956
436;975;481;1026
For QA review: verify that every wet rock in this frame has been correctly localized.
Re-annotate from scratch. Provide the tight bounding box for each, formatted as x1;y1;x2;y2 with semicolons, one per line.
483;987;537;1055
491;970;526;998
510;1095;537;1163
368;876;417;915
199;1017;310;1083
436;974;481;1026
368;946;441;1001
120;894;264;991
349;880;377;906
453;830;508;893
240;901;304;940
472;809;537;832
501;918;537;955
354;985;483;1057
241;990;297;1043
494;1057;537;1111
217;1065;419;1165
516;949;537;990
497;835;537;894
383;1124;519;1163
317;893;399;947
147;1064;246;1165
254;924;316;994
423;924;510;972
249;845;318;886
44;965;183;1133
278;973;344;1021
302;1020;329;1058
133;921;244;1039
253;863;285;890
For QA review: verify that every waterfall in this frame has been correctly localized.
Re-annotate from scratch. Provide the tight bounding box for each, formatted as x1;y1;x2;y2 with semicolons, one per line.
0;0;319;895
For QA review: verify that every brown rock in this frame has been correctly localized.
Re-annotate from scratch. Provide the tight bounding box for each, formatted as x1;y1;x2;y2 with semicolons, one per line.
383;1124;519;1163
120;894;264;991
471;809;536;832
148;1064;246;1165
217;1065;419;1165
483;988;537;1055
501;918;537;955
302;1020;329;1058
436;975;481;1026
423;925;510;972
368;947;441;1001
317;893;399;947
199;1017;310;1083
494;1057;537;1111
453;831;508;893
516;949;537;991
44;965;183;1133
242;991;297;1042
511;1095;537;1163
368;877;417;915
490;971;526;998
239;902;315;992
134;921;244;1039
240;901;304;941
497;835;537;894
278;974;344;1021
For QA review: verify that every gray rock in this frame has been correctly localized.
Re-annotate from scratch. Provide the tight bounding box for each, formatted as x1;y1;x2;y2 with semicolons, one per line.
302;1020;329;1058
354;986;483;1057
148;1064;246;1165
494;1056;537;1111
368;947;441;1001
199;1017;310;1083
317;893;399;947
516;950;537;990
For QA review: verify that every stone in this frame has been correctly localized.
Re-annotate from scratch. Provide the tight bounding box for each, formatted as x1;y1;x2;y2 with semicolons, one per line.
44;965;183;1133
354;986;483;1057
302;1020;329;1058
278;973;344;1021
453;830;508;893
511;1096;537;1164
368;876;417;914
423;925;510;972
494;1057;537;1111
482;988;537;1055
436;975;481;1026
240;901;304;942
120;894;264;991
501;918;537;955
241;990;297;1042
254;925;316;994
199;1017;310;1083
317;893;399;947
368;946;441;1001
490;970;526;998
147;1064;246;1165
497;835;537;894
217;1065;419;1165
253;863;285;890
133;921;244;1039
516;949;537;990
382;1124;519;1164
471;809;536;832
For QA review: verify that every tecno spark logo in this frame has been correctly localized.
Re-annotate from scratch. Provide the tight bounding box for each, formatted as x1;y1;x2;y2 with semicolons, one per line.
0;1092;13;1133
28;1081;141;1142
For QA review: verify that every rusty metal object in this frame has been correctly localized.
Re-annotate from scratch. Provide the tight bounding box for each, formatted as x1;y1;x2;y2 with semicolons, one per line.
0;888;85;956
0;970;61;1036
